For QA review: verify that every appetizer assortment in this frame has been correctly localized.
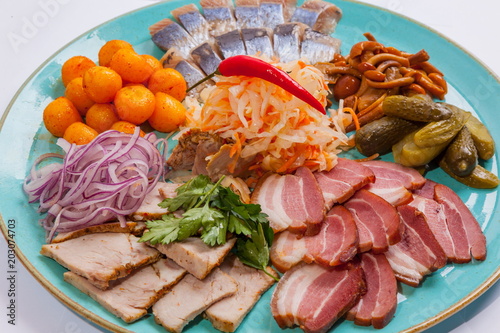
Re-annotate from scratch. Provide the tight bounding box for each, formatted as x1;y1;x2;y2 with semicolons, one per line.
21;1;497;333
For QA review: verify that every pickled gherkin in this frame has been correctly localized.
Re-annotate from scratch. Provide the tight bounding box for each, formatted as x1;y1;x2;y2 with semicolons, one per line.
393;130;450;167
355;116;421;157
413;103;470;148
440;159;499;189
465;114;495;160
444;126;478;177
382;95;452;122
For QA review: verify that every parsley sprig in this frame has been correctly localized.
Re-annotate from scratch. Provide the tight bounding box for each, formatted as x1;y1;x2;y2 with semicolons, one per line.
140;175;278;281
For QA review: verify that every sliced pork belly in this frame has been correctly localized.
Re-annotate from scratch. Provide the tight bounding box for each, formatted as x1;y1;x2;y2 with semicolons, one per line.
153;237;236;279
344;189;400;253
385;205;446;286
270;230;307;273
360;160;426;206
41;233;161;290
131;181;180;221
51;221;146;243
346;253;397;329
270;205;358;272
251;167;325;234
153;268;238;333
271;262;366;333
305;205;358;266
434;184;487;261
64;258;186;323
204;255;278;332
409;195;457;262
314;157;375;209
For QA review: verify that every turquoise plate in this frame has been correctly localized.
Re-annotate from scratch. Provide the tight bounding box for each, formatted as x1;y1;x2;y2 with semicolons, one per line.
0;1;498;332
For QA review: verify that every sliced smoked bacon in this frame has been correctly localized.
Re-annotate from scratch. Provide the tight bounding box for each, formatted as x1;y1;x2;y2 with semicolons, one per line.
251;167;325;234
314;157;375;209
346;253;397;329
344;189;400;254
385;205;447;287
271;262;366;333
434;184;487;261
360;160;426;206
412;180;486;263
270;205;358;272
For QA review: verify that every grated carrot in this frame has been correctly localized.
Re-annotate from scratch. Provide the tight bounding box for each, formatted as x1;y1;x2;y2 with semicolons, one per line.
344;107;360;131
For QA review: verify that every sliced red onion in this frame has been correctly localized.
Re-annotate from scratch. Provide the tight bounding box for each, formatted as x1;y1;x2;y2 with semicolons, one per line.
23;128;168;241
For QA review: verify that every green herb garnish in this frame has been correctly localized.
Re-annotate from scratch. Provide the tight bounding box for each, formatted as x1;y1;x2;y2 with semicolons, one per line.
140;175;278;280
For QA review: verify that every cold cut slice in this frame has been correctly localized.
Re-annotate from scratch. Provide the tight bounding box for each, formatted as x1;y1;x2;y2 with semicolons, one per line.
271;262;366;333
346;253;397;329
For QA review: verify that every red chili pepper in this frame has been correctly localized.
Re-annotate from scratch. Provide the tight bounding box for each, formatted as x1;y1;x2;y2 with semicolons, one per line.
188;55;326;114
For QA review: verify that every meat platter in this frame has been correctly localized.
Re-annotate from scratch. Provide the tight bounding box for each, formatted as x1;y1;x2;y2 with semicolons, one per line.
0;0;499;333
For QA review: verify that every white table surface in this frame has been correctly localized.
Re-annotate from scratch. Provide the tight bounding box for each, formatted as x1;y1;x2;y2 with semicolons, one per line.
0;0;498;332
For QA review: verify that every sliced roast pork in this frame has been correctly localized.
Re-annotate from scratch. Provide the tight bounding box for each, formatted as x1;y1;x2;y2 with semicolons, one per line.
271;262;366;333
434;184;487;261
346;253;397;329
131;181;181;221
360;160;426;206
153;268;238;333
314;157;375;209
344;189;400;253
251;167;325;234
270;205;358;272
64;258;186;323
41;233;161;290
385;205;447;286
204;255;278;332
153;237;236;279
51;221;146;243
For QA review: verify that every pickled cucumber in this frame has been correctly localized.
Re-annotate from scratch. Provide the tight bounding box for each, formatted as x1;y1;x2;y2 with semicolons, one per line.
413;103;470;148
440;159;499;189
465;114;495;160
355;116;421;157
444;127;478;177
393;130;449;167
382;95;452;122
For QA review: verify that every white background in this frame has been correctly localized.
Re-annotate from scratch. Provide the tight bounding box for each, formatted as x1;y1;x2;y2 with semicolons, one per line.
0;0;499;332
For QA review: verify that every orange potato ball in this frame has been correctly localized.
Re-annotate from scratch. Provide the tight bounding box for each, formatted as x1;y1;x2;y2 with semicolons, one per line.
63;122;98;145
110;121;145;137
98;39;134;67
61;55;96;87
147;68;187;101
43;96;83;137
82;66;122;103
85;103;120;133
65;77;94;116
109;48;154;83
148;92;187;132
114;85;155;125
141;54;162;72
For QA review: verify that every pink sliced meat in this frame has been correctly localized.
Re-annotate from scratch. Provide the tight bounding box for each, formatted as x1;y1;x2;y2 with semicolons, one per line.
251;167;325;234
385;205;446;286
346;253;397;329
270;205;358;272
360;160;426;206
305;205;358;266
409;195;457;262
344;189;400;253
271;262;366;333
314;157;375;209
434;184;487;261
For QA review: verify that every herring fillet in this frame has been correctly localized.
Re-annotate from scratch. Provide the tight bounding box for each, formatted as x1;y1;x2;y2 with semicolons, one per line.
153;268;238;333
64;258;186;323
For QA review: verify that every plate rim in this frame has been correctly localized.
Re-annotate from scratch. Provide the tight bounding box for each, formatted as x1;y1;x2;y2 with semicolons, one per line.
0;1;499;332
